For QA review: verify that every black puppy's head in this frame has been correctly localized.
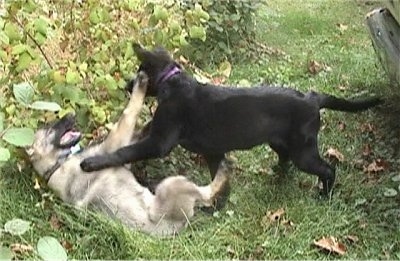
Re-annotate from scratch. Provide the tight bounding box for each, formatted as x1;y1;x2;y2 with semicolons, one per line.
126;44;179;96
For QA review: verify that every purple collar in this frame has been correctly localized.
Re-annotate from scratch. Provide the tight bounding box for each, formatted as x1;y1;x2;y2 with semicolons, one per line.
158;64;182;83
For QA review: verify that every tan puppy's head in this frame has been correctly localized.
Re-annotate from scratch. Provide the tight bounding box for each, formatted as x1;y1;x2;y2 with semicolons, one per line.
26;113;81;177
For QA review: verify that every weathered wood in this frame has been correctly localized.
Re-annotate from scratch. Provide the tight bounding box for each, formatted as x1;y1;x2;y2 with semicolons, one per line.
365;7;400;85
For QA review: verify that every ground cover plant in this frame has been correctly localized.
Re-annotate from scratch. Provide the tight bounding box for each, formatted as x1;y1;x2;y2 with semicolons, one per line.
1;0;399;259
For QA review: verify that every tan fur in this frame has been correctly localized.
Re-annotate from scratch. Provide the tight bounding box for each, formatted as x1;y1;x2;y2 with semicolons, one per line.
27;72;230;237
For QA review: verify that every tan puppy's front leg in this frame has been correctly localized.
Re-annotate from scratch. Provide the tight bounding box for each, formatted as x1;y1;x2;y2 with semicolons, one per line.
101;72;148;152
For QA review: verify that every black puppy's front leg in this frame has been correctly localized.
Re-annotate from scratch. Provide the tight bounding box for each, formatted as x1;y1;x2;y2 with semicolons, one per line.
81;128;180;172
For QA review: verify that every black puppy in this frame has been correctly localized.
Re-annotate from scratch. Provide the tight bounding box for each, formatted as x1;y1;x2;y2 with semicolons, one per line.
81;44;381;200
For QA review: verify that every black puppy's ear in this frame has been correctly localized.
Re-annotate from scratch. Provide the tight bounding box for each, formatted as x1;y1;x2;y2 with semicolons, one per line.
132;43;151;62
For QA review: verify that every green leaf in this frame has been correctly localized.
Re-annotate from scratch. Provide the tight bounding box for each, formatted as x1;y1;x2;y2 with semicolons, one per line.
0;112;4;132
34;17;48;35
34;32;46;45
29;101;62;112
66;69;80;84
13;82;34;105
11;44;27;55
89;8;101;24
189;26;206;41
37;236;68;261
0;246;13;261
153;6;168;22
4;22;21;41
2;128;34;147
0;147;11;162
383;188;397;197
16;52;33;72
0;32;9;45
105;74;118;90
4;218;31;236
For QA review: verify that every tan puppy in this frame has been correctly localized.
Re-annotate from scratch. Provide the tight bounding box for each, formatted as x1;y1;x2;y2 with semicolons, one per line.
26;72;229;236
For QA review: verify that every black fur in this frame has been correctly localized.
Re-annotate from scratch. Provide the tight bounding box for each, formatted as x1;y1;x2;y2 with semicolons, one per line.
81;44;382;200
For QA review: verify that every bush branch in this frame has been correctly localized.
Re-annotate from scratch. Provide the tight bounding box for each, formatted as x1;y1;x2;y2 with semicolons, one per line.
12;16;53;69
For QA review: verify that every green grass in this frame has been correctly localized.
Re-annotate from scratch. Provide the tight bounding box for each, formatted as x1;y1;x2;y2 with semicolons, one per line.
1;0;400;259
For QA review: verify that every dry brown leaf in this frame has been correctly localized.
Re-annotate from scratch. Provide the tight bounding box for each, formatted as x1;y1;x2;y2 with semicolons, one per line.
362;144;372;156
61;240;73;251
363;159;389;173
179;55;189;65
325;147;344;162
226;245;236;256
313;236;347;255
34;178;41;190
338;121;346;131
211;76;226;85
345;235;359;244
308;60;323;75
360;123;376;133
10;243;34;254
336;23;348;32
281;218;295;227
267;208;285;222
49;214;63;230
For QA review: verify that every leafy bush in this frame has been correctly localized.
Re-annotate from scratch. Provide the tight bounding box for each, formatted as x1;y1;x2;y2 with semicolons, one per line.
180;0;265;64
0;0;262;165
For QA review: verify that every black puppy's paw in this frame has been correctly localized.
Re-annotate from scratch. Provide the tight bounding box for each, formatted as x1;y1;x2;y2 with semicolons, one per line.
80;156;104;172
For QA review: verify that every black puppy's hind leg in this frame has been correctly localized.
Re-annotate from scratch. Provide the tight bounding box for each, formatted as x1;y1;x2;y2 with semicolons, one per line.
292;147;336;198
269;142;290;175
202;153;231;211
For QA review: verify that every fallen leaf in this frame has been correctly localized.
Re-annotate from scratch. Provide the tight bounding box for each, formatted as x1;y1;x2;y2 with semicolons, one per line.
10;243;34;254
37;236;68;261
391;174;400;182
49;214;62;230
363;159;389;173
281;218;295;227
0;246;13;261
383;188;398;197
226;245;236;256
313;236;347;255
4;219;31;236
266;208;285;222
360;123;375;133
211;76;226;85
325;147;344;162
336;23;348;32
362;144;372;156
179;55;189;65
338;121;346;131
355;198;367;207
34;178;41;190
61;240;73;252
345;235;359;244
308;60;323;75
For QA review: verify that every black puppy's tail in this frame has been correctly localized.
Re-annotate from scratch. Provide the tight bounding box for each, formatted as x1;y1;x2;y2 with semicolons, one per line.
308;92;383;112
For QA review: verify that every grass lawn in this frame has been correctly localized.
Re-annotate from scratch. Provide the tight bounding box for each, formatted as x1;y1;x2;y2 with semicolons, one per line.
1;0;399;259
